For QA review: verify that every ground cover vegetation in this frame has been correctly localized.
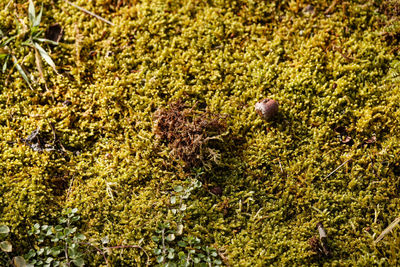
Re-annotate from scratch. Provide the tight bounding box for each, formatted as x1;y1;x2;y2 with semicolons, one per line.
1;0;400;266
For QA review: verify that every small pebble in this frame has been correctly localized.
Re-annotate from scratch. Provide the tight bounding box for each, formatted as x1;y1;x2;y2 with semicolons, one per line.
255;98;279;121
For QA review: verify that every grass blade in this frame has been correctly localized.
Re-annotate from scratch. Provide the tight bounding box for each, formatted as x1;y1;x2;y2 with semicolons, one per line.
374;217;400;244
33;42;57;73
28;0;36;26
63;0;114;26
33;4;43;27
35;38;59;46
11;55;33;90
34;48;44;81
2;55;9;73
4;35;17;46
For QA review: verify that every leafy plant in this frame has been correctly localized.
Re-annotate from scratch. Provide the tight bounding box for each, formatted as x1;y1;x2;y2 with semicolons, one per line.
0;0;58;89
170;177;203;228
152;177;222;266
0;224;31;267
152;223;222;267
26;208;86;267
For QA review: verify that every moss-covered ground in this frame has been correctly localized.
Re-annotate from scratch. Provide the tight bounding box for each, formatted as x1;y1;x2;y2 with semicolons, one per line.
1;0;400;266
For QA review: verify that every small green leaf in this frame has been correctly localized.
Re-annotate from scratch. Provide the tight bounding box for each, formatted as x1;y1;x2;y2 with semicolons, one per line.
213;259;222;265
13;256;28;267
46;227;53;236
174;185;183;192
71;208;78;214
176;224;184;235
76;233;86;241
33;4;43;27
156;255;164;263
26;249;36;259
72;258;84;267
50;247;62;257
197;253;205;259
170;196;176;204
153;248;162;255
0;225;10;234
165;233;175;242
37;248;45;255
0;241;12;252
152;236;160;242
193;257;200;263
71;215;80;222
167;250;175;259
178;251;186;259
178;241;186;247
28;0;35;26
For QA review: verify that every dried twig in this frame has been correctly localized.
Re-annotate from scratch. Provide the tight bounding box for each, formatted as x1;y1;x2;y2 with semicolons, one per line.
323;158;351;179
217;248;231;267
324;0;338;14
63;0;114;26
374;217;400;244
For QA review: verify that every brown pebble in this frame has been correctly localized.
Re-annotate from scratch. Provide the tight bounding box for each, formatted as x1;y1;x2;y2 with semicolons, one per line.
255;98;279;121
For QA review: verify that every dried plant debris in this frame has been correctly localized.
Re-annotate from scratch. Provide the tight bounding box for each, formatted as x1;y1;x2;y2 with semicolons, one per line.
153;100;227;169
309;222;331;257
20;125;66;153
333;126;354;146
379;0;400;43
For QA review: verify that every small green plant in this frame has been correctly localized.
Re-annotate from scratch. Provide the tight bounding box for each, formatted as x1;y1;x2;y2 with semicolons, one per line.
26;208;86;267
170;178;203;227
152;177;222;266
0;224;30;267
0;0;58;89
152;223;222;267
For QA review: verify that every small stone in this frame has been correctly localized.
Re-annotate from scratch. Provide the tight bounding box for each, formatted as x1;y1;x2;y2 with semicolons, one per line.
255;98;279;121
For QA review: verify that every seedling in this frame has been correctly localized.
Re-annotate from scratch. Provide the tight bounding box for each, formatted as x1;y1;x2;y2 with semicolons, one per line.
0;0;58;89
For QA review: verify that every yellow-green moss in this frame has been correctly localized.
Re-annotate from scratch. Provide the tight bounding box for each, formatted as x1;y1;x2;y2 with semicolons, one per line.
1;0;400;265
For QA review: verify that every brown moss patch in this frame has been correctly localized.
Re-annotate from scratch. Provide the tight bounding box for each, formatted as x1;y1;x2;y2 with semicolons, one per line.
153;100;226;169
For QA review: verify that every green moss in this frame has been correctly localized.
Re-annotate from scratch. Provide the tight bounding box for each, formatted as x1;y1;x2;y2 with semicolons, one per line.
1;0;400;265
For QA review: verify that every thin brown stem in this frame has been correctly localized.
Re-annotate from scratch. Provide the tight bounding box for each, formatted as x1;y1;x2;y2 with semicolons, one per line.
62;0;114;26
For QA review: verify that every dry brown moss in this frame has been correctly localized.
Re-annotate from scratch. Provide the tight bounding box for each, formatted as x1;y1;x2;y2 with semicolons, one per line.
153;100;227;169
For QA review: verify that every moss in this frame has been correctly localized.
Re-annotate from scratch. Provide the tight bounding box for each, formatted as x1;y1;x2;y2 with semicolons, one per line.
1;0;400;265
